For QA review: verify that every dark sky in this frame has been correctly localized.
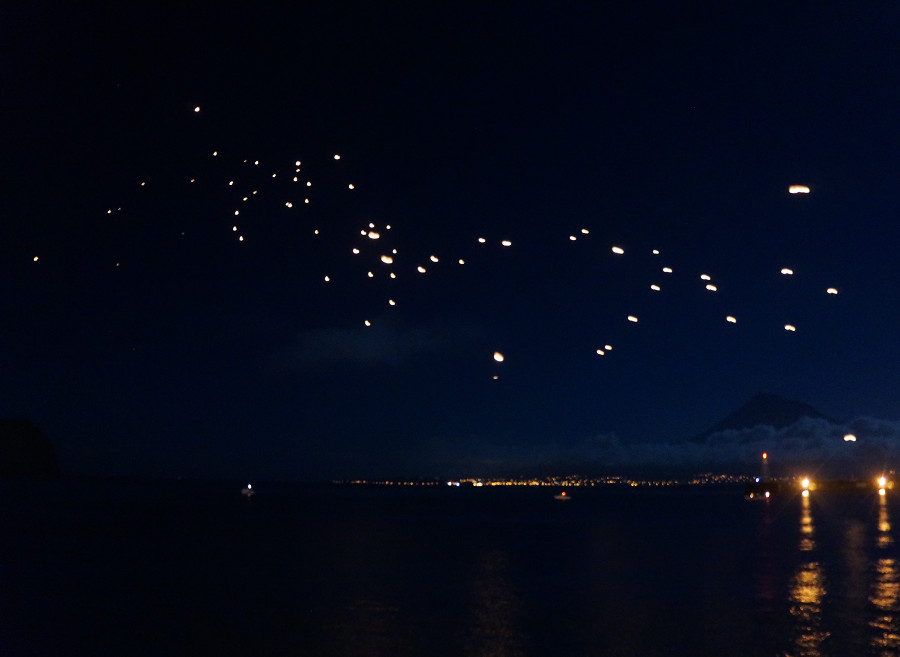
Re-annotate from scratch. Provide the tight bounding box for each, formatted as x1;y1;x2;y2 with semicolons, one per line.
4;3;900;480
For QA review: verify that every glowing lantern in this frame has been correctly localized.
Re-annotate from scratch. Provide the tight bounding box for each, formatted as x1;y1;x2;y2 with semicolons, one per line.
652;249;660;255
843;434;856;442
430;255;439;263
650;284;660;291
478;237;486;243
228;181;234;186
32;256;39;262
380;255;393;264
762;452;767;460
306;181;312;187
352;248;360;254
569;236;577;241
369;223;375;228
827;288;838;295
368;232;380;240
781;268;794;275
417;266;426;273
706;284;717;291
789;185;810;194
700;274;711;281
348;184;355;190
611;246;624;254
324;275;330;282
458;259;465;265
627;315;638;323
389;299;396;306
254;161;259;165
285;202;293;208
234;210;239;215
295;161;301;166
604;345;612;351
390;273;396;279
213;151;218;156
726;316;737;323
238;236;244;241
193;106;200;112
596;349;605;355
367;272;373;278
784;324;796;332
662;267;673;274
364;320;371;326
501;240;512;247
334;154;341;160
581;228;590;234
386;225;392;230
293;177;298;182
493;352;504;362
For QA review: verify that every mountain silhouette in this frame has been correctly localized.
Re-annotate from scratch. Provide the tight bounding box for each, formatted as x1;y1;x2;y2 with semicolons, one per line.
690;392;836;443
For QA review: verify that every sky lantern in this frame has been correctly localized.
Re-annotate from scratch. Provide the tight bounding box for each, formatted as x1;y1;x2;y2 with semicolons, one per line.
368;231;380;239
295;161;301;166
477;237;486;243
650;284;660;291
193;106;200;112
417;266;426;273
348;184;355;190
726;316;737;323
784;324;796;332
827;287;838;295
458;259;465;265
334;154;341;160
364;320;371;326
501;240;512;247
569;235;577;241
604;345;612;351
781;268;794;275
367;271;373;278
581;228;589;234
493;352;504;362
700;274;711;281
662;267;672;274
652;249;660;255
430;255;439;262
789;185;810;194
324;275;330;282
843;434;857;442
627;315;638;323
32;256;39;262
380;255;393;264
705;284;717;291
388;299;396;306
611;246;624;254
352;248;360;254
596;349;605;355
232;226;237;231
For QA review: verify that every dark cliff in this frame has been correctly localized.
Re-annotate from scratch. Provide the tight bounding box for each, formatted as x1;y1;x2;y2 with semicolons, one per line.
0;419;61;477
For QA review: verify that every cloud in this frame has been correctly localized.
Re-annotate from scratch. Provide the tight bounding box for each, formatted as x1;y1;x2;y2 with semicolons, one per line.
271;317;484;369
420;416;900;476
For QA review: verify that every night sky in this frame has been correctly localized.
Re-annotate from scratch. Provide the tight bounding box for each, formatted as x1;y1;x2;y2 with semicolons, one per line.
4;3;900;480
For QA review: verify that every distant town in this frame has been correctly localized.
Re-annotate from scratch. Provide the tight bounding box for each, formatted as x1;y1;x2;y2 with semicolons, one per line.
335;473;750;487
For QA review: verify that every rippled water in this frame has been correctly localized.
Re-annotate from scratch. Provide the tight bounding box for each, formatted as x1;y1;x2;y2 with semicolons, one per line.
1;479;897;656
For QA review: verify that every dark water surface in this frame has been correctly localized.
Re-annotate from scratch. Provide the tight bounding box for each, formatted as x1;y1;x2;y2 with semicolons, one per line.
1;479;898;656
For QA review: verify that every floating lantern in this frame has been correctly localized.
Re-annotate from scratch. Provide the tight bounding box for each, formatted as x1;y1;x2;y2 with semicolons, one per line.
662;267;673;273
627;315;639;323
789;185;810;194
827;288;838;295
726;316;737;323
493;352;504;362
706;284;717;291
784;324;796;332
650;284;660;291
380;255;393;264
781;268;794;275
611;246;624;255
501;240;512;247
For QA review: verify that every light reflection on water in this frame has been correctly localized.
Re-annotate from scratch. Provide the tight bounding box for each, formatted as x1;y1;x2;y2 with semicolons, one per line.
788;494;828;656
870;495;900;654
467;549;524;657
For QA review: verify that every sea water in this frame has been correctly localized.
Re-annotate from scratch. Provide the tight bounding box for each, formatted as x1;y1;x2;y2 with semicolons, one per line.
1;479;898;656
